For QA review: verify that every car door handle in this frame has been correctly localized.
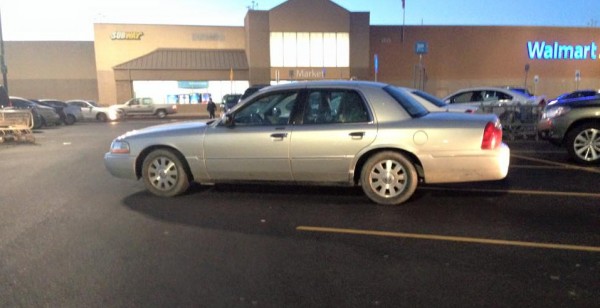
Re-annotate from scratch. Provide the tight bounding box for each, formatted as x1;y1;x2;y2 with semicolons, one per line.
270;133;288;141
349;132;365;139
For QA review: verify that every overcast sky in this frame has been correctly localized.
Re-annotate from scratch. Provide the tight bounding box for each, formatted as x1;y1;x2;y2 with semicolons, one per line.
0;0;598;41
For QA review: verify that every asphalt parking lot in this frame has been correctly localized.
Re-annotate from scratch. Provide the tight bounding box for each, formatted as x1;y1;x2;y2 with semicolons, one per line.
1;119;599;307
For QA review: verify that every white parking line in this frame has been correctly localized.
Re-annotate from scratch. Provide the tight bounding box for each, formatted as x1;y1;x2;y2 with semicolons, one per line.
511;154;600;174
296;226;600;253
418;187;600;199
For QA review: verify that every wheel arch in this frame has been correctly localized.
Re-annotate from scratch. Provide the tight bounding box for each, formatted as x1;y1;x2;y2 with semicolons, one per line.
564;118;600;143
353;147;424;184
135;145;194;183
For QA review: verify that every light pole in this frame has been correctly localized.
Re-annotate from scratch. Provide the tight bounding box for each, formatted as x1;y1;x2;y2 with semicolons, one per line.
0;9;8;93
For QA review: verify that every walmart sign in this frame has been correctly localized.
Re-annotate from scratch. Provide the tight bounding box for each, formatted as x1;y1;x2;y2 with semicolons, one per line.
527;41;598;60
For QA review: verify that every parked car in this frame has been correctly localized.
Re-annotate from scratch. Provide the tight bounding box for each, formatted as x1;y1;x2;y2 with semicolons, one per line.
9;97;61;128
66;99;121;122
548;89;599;105
105;80;509;206
221;94;242;112
110;97;177;119
500;86;535;98
239;84;270;102
537;94;600;165
443;87;546;115
37;99;83;125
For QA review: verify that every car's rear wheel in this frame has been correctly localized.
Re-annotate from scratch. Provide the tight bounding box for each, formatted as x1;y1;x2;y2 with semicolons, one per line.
142;149;190;197
360;151;418;205
97;113;107;122
566;123;600;165
156;109;167;119
64;114;76;125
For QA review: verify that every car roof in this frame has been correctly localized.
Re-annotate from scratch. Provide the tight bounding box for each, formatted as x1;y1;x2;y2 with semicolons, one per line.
443;87;528;98
259;80;389;91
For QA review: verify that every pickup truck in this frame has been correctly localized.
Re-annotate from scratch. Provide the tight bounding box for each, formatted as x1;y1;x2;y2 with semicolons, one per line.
110;97;177;119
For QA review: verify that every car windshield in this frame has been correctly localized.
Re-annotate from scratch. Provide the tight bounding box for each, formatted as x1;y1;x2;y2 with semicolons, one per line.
411;90;447;107
384;86;429;117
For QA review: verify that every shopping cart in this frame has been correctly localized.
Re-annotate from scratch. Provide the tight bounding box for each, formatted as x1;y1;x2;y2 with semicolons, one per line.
0;109;36;143
477;103;542;141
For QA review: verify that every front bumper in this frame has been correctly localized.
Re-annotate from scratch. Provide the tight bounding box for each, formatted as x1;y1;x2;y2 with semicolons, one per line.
537;118;565;145
104;153;138;180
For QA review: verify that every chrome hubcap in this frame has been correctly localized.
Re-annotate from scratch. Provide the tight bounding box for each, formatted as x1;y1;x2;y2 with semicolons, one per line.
574;128;600;162
148;157;178;191
369;159;407;198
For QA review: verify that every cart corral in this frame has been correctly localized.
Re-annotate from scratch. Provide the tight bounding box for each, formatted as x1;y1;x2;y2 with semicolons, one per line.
0;109;35;143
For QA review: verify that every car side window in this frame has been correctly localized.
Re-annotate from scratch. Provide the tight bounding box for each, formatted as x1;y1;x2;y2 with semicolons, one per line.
483;91;498;101
303;90;335;124
470;91;484;102
495;92;512;101
301;90;370;124
334;91;369;123
451;92;473;104
233;91;298;126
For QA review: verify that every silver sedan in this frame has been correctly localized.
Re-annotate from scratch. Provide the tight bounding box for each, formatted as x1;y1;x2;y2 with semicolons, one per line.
105;81;510;205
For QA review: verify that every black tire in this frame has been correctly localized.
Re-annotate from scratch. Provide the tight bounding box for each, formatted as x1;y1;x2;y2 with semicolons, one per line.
360;151;418;205
142;149;190;197
156;109;167;119
565;123;600;165
96;113;108;122
64;114;76;125
32;116;43;129
97;113;107;122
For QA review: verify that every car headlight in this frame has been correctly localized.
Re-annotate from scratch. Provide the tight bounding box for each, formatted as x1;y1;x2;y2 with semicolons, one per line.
542;106;571;119
110;140;130;154
108;108;120;120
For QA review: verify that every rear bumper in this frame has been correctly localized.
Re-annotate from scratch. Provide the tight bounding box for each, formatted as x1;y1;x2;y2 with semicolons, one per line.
420;143;510;183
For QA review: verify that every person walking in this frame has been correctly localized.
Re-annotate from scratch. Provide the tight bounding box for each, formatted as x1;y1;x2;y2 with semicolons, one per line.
207;96;216;119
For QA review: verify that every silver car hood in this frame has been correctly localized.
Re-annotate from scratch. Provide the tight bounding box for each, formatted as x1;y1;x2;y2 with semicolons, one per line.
118;121;207;140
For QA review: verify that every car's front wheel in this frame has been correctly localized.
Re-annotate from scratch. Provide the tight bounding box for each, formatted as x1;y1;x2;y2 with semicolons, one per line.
566;123;600;165
156;109;167;119
142;149;190;197
360;151;418;205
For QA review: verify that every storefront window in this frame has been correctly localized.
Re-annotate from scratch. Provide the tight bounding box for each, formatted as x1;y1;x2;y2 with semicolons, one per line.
310;32;324;67
283;32;297;67
270;33;284;67
270;31;349;68
297;32;311;67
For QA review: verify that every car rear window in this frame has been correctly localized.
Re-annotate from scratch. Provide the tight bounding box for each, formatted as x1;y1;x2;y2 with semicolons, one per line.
384;86;429;118
411;90;447;107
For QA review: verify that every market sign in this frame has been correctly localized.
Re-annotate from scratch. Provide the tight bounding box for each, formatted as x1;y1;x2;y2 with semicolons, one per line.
527;41;598;60
111;31;144;40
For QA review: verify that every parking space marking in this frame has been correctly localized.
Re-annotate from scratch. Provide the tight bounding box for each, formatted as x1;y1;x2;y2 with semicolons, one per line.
418;186;600;198
296;226;600;253
511;154;600;174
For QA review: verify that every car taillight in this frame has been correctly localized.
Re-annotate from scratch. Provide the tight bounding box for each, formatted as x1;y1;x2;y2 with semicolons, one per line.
171;105;177;110
481;121;502;150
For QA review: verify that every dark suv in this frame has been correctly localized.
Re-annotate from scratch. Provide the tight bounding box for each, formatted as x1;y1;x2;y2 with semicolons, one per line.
537;92;600;164
240;84;270;102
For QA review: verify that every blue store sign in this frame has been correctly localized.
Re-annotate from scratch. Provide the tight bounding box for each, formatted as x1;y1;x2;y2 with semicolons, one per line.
527;41;598;60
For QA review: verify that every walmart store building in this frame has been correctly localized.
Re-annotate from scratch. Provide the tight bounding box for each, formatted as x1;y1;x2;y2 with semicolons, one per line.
5;0;600;109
